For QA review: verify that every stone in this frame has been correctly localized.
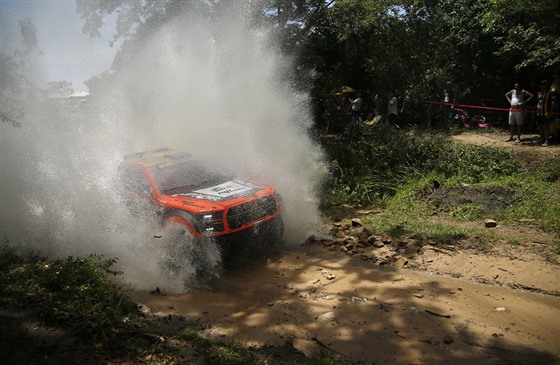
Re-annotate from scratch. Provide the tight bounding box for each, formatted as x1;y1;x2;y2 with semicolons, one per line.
138;304;151;315
357;232;369;241
321;270;336;280
404;242;419;257
393;257;408;268
393;275;406;282
419;244;435;254
316;311;336;322
356;240;368;248
407;306;420;315
351;218;363;227
351;296;367;303
424;248;438;257
379;303;393;312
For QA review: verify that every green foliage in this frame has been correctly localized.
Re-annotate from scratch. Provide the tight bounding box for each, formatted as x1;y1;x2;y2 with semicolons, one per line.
480;0;560;71
175;326;200;340
449;203;486;220
322;131;523;207
383;173;437;215
359;212;472;245
0;254;137;337
447;142;523;183
75;0;559;131
322;130;559;239
496;176;560;234
531;156;560;182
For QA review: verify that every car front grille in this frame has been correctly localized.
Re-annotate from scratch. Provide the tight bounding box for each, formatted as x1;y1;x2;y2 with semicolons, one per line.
226;195;278;230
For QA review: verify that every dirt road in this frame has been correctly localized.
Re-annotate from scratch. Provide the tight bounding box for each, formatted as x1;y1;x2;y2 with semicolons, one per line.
134;240;560;365
451;131;560;163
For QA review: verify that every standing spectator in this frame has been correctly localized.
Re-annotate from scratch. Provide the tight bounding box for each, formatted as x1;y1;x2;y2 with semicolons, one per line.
394;88;405;115
536;80;556;146
551;68;560;136
505;82;534;142
526;80;538;130
442;80;456;123
387;90;399;126
348;92;363;123
345;92;363;138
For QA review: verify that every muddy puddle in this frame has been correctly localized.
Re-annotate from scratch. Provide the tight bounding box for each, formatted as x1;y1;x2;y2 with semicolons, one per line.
133;243;560;365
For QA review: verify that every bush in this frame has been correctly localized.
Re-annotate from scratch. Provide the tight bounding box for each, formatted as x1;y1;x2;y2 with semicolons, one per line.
0;254;137;337
322;131;522;207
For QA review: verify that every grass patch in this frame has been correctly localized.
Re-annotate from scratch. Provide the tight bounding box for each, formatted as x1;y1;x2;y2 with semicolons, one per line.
321;132;559;247
360;212;469;243
0;254;137;337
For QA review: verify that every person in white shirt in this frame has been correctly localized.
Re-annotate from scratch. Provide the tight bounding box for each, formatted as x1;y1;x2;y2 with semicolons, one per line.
349;93;363;123
345;92;364;137
505;82;534;142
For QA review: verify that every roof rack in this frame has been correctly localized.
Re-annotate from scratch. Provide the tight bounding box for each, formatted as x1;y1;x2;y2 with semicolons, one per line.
124;148;176;159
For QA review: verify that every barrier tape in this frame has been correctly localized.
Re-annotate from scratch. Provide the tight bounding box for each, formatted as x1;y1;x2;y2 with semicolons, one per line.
419;100;559;115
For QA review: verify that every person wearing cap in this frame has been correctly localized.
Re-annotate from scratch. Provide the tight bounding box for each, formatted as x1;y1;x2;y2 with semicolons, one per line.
536;80;556;146
505;82;534;142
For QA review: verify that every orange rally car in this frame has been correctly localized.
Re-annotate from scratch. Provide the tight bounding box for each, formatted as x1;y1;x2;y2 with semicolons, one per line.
117;148;284;247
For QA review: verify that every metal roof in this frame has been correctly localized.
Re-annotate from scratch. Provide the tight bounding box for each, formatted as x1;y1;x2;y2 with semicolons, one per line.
124;148;193;167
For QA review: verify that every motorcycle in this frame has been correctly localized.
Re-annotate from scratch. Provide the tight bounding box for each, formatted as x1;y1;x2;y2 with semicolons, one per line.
453;107;490;129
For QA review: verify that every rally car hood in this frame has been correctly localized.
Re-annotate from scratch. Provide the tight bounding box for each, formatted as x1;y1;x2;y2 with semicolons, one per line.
159;178;270;209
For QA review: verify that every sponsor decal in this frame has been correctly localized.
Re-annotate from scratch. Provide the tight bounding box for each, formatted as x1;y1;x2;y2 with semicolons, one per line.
176;180;259;201
194;181;254;198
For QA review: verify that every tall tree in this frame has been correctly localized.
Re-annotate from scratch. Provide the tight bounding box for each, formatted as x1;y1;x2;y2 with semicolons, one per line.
74;0;558;127
480;0;560;73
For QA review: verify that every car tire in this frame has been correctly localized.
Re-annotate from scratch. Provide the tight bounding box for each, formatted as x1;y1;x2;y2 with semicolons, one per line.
162;219;222;286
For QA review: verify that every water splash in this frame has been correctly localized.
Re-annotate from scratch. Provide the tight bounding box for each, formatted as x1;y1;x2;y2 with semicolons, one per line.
0;3;326;292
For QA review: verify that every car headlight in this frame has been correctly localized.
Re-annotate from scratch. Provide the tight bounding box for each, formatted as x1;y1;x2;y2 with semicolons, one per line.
195;211;225;234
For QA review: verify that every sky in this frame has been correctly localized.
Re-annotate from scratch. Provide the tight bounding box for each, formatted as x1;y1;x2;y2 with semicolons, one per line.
1;0;118;91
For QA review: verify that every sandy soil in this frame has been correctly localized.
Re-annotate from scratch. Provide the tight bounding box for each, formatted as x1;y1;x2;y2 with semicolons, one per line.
451;130;560;162
133;131;560;364
135;240;560;365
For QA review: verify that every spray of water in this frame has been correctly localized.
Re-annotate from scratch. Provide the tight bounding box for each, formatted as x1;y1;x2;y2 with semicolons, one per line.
0;4;326;292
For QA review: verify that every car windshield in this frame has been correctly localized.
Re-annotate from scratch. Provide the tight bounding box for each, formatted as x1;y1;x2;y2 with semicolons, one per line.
151;159;230;194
